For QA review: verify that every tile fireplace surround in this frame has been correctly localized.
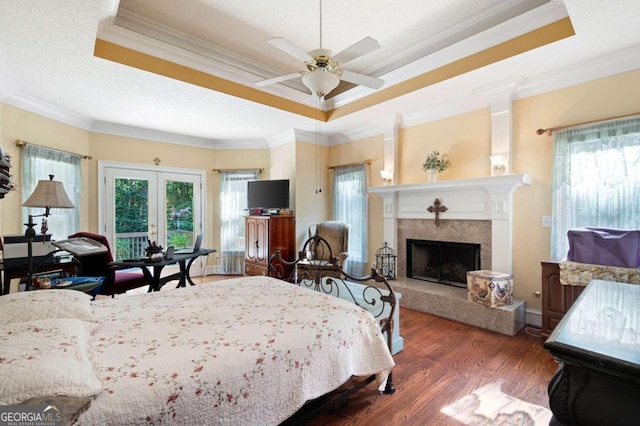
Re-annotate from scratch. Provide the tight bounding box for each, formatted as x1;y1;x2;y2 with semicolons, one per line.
369;174;531;336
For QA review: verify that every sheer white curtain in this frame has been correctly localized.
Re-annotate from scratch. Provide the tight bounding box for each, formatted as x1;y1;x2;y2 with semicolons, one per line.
333;164;368;276
219;170;258;274
21;145;82;240
551;117;640;260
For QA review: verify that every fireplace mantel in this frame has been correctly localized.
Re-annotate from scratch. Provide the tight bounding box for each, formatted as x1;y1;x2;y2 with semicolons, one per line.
369;174;531;274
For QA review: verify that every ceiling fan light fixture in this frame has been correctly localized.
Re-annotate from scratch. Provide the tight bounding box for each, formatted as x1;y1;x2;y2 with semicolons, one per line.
302;69;340;98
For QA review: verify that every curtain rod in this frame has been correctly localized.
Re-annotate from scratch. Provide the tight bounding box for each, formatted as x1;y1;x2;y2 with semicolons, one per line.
212;168;263;173
15;139;93;160
536;111;640;136
328;159;372;170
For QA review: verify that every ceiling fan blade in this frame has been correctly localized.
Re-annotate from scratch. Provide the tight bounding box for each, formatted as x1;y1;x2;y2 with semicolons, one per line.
333;36;381;65
341;70;384;90
255;72;302;87
268;38;311;62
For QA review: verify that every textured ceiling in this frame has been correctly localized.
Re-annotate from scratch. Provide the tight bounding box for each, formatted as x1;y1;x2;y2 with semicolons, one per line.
0;1;639;148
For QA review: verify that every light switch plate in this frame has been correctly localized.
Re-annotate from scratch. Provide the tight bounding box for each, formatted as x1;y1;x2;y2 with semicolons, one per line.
542;215;552;228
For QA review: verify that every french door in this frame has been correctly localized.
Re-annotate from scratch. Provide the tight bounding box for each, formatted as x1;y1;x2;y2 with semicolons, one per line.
100;163;205;274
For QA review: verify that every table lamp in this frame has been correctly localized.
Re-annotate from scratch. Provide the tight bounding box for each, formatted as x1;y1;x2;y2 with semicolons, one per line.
22;174;74;289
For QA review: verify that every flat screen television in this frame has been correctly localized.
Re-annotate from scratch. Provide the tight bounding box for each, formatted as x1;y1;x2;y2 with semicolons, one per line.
247;179;290;211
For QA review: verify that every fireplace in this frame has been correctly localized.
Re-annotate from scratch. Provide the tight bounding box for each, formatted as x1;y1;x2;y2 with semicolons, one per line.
407;239;480;288
368;175;531;336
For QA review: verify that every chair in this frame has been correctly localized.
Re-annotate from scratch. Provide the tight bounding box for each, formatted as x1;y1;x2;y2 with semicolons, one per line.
303;221;350;277
67;232;148;296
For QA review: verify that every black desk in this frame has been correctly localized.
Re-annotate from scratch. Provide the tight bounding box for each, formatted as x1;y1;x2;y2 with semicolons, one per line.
544;279;640;426
110;249;215;292
0;257;75;295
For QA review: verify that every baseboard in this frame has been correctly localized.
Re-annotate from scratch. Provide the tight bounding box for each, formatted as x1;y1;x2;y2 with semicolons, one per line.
525;308;542;328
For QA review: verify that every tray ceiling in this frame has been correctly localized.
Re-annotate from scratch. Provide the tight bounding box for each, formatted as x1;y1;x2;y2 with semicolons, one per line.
0;1;639;147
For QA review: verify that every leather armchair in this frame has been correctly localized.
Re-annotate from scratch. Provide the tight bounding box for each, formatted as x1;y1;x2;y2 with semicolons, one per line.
67;232;148;296
303;221;350;277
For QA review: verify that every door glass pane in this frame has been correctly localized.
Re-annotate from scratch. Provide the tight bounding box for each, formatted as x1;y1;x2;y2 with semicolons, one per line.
114;178;149;260
166;180;194;249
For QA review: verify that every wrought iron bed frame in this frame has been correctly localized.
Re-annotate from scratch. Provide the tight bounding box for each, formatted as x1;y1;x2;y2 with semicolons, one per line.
269;233;397;423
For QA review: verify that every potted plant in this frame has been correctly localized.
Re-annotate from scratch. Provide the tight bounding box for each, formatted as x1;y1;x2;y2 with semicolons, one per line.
422;150;450;181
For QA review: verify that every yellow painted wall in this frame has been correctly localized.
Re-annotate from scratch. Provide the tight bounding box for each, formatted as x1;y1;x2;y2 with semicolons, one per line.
0;111;270;272
294;141;329;248
510;68;640;310
399;108;491;183
2;68;640;312
0;105;91;235
330;68;640;312
269;141;296;213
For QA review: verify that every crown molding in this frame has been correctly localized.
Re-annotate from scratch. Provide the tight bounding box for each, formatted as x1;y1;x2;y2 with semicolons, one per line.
398;43;640;131
91;120;269;150
2;92;94;131
90;121;216;148
266;129;297;149
99;9;312;105
292;129;332;146
515;43;640;99
2;31;639;151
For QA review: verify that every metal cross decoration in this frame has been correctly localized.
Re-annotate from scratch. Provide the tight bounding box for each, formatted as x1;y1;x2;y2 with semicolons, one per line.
427;198;448;226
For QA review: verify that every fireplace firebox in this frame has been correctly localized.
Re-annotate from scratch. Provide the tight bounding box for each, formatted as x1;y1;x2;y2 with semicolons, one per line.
407;239;481;288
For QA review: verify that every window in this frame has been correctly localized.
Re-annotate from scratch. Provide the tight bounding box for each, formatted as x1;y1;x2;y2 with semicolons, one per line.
551;118;640;260
219;170;258;274
21;145;81;240
333;164;368;275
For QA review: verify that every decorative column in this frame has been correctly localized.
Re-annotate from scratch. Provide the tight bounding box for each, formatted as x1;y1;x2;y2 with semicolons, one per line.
474;77;522;176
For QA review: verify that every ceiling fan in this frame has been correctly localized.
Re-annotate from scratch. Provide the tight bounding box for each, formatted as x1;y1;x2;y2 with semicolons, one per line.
255;1;384;98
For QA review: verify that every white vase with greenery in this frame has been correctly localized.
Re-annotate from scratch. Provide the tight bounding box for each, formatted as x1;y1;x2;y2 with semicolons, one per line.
422;150;450;182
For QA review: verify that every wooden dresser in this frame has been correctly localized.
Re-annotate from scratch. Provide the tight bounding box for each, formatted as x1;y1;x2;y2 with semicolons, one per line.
541;261;585;337
245;215;295;276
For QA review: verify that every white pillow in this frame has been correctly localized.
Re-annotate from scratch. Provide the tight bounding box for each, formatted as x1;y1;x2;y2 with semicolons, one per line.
0;290;97;324
0;318;103;404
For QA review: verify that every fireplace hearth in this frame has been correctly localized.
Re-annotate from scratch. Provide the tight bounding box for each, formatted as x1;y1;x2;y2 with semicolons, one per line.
407;239;480;288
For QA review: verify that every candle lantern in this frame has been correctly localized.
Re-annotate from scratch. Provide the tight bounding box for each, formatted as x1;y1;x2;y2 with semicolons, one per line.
375;242;397;280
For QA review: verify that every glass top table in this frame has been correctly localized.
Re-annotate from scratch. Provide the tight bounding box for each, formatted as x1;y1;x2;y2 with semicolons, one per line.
544;279;640;376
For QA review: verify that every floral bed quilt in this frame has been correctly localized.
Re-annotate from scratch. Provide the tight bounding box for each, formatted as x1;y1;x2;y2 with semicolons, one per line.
78;276;394;425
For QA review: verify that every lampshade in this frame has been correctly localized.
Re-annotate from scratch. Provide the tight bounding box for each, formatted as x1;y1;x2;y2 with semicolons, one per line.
302;69;340;98
22;175;74;209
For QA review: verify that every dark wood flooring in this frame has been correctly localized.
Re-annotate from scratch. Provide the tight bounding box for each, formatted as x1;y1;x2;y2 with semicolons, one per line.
299;307;558;425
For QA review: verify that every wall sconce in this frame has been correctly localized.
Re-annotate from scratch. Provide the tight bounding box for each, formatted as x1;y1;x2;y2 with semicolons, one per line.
490;155;506;176
380;170;393;185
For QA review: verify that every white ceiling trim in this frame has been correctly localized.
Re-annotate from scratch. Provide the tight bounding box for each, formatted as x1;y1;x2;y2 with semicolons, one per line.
1;90;94;132
90;121;220;149
353;0;553;79
98;11;313;106
516;43;640;100
325;1;568;110
2;32;638;151
292;129;332;146
2;45;636;150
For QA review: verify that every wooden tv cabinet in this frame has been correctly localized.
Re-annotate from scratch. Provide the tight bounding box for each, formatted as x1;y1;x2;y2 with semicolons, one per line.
541;261;585;337
245;215;295;276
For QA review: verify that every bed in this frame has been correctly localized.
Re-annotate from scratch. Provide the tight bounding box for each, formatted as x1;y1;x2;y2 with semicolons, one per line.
0;236;396;425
